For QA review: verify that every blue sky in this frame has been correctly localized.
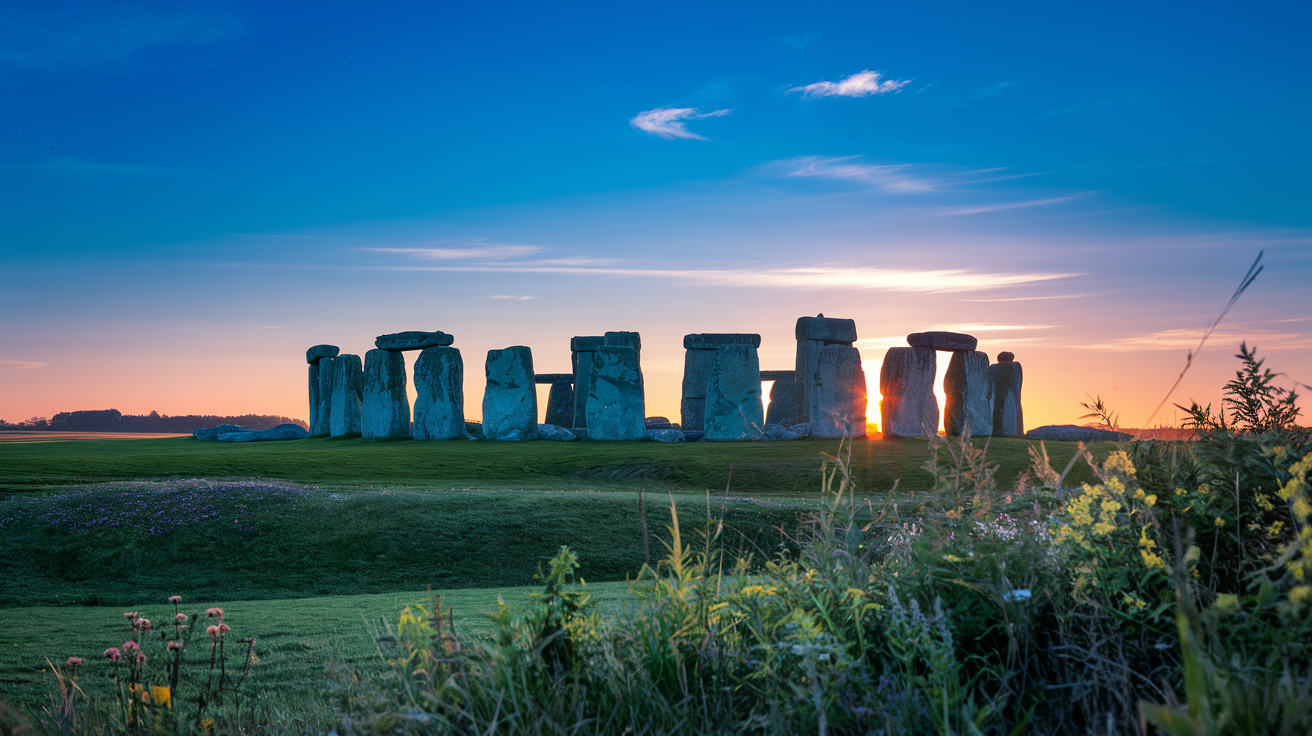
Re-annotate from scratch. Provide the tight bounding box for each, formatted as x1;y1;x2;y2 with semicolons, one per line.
2;0;1309;427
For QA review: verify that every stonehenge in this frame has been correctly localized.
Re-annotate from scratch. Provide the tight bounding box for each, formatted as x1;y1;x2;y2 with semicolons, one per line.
301;318;1025;443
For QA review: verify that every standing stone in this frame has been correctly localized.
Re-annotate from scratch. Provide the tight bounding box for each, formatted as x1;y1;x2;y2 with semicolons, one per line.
704;344;765;440
362;349;410;439
809;345;868;438
329;354;364;437
794;315;858;425
604;331;642;362
544;380;574;428
586;346;645;440
765;376;800;426
308;361;322;436
315;356;336;436
880;347;938;438
989;353;1024;437
413;346;466;439
483;346;538;441
681;333;760;432
570;336;604;436
945;351;992;437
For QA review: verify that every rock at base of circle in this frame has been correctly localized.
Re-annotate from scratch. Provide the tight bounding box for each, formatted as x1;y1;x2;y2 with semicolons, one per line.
988;361;1024;437
880;347;938;438
1025;425;1132;442
464;421;483;438
645;416;673;429
944;351;992;437
764;424;803;441
809;345;868;439
413;347;466;440
483;346;538;441
765;376;799;427
312;357;336;436
537;424;578;441
646;428;685;442
363;349;411;439
788;423;811;437
586;346;645;440
704;344;765;441
544;380;575;428
908;331;978;352
215;424;309;442
374;330;454;351
330;354;364;437
194;424;247;440
306;344;339;364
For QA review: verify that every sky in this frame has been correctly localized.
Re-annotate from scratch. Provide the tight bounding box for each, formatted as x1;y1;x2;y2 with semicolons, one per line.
2;0;1310;430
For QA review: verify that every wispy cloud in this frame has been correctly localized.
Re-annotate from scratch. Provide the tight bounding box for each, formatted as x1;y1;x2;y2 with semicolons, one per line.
364;245;541;260
781;156;939;192
482;295;537;301
963;293;1098;302
789;70;909;98
1074;328;1312;352
928;324;1057;332
630;107;732;140
943;195;1081;216
0;6;239;71
0;360;45;369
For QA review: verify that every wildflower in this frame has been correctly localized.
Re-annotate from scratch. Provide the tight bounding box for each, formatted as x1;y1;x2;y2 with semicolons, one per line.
942;554;965;563
133;617;152;631
122;611;138;620
1141;549;1166;569
845;588;866;599
206;607;224;619
122;641;140;653
151;686;171;708
104;648;122;661
1291;586;1312;606
168;595;182;604
1214;517;1226;528
66;656;83;669
174;613;188;623
1122;593;1147;611
1093;521;1116;536
206;625;221;638
167;641;184;652
219;623;230;635
1214;594;1240;613
135;652;146;668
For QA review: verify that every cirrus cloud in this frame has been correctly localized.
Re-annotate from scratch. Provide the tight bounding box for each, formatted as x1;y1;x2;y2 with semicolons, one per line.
630;107;732;140
789;69;909;98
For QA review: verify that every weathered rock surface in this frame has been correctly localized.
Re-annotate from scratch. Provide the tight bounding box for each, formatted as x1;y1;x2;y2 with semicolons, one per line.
989;360;1024;437
880;347;939;438
809;345;868;438
544;380;575;428
680;348;714;431
764;424;803;441
760;370;794;382
214;424;309;443
586;346;645;440
683;333;761;350
796;315;858;343
997;351;1015;363
793;315;858;425
534;373;573;384
788;423;811;437
483;346;538;441
571;336;604;432
308;362;323;436
704;344;765;440
464;421;483;438
1026;425;1132;442
363;349;410;439
908;331;978;352
193;424;247;440
313;357;336;436
537;424;578;441
680;397;706;433
329;354;364;436
646;428;685;442
765;376;800;426
604;331;642;361
306;344;339;364
413;346;466;440
374;331;454;351
645;416;673;429
944;351;992;437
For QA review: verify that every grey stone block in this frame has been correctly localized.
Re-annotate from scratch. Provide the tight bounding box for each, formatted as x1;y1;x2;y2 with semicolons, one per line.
945;350;992;437
215;424;309;442
313;357;336;436
544;380;575;428
908;331;978;352
571;336;604;431
989;360;1024;437
765;375;800;426
604;331;642;362
1026;425;1131;442
680;397;706;433
483;346;538;441
534;373;573;384
760;370;794;382
879;347;938;438
646;428;685;442
329;354;364;436
586;346;645;440
683;333;761;350
537;424;578;441
413;346;466;440
363;349;411;439
308;362;322;436
795;316;858;343
809;345;867;438
193;424;247;440
374;331;454;351
704;344;765;441
306;344;339;363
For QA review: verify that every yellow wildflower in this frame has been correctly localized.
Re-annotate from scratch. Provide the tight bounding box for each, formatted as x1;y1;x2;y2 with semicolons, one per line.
1267;521;1285;538
1185;545;1201;564
1214;517;1226;528
1290;586;1312;606
1139;526;1157;549
1293;497;1311;523
1198;483;1211;495
1143;494;1157;507
942;554;965;563
1093;521;1116;536
1175;487;1187;496
1122;593;1147;610
1141;550;1166;569
1256;493;1275;511
846;588;866;599
1214;594;1240;613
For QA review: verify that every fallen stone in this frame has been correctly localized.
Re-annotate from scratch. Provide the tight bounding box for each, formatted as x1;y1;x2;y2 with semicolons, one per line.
682;333;761;350
413;346;466;439
544;380;575;428
704;344;765;440
645;416;673;429
788;423;811;437
1026;425;1133;442
795;315;858;343
363;349;411;439
193;424;247;441
764;424;803;440
646;428;685;442
586;346;645;440
306;345;340;364
908;331;978;352
880;347;938;438
809;345;868;438
537;424;578;441
483;346;538;441
374;330;454;351
215;424;309;443
680;430;705;442
944;351;992;437
989;360;1024;437
330;354;364;436
464;421;483;438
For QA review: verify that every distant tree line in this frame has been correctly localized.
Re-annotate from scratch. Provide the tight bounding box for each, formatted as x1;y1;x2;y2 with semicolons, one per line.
0;409;307;433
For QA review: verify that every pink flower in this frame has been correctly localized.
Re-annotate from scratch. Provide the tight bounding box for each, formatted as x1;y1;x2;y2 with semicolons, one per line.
122;611;138;620
122;641;140;653
206;607;224;620
174;613;189;623
135;652;146;668
167;641;184;652
218;623;230;635
133;618;152;631
66;656;83;668
104;648;123;661
206;625;220;639
168;595;182;604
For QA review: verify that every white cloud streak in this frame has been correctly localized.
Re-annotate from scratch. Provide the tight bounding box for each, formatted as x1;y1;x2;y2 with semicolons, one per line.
943;195;1081;216
630;107;732;140
364;245;541;260
782;156;939;192
483;295;537;300
790;70;909;98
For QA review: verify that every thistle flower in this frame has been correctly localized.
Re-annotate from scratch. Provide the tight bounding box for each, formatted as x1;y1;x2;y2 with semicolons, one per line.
122;611;139;620
174;613;189;623
135;652;146;668
219;623;230;635
206;625;220;639
122;641;140;653
133;617;152;631
104;648;123;661
66;656;83;668
168;595;182;604
206;607;224;620
167;641;184;651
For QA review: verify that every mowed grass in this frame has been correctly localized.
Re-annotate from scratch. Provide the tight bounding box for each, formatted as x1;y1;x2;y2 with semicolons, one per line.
0;434;1105;493
0;581;634;714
